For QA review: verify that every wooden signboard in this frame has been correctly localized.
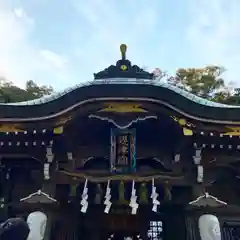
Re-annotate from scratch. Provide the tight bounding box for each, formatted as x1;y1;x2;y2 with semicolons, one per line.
110;128;136;173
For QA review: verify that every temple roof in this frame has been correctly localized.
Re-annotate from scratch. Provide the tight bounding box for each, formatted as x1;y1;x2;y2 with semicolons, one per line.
4;79;238;108
0;45;239;124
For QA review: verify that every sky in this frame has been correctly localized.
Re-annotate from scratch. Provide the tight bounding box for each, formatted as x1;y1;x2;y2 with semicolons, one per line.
0;0;240;91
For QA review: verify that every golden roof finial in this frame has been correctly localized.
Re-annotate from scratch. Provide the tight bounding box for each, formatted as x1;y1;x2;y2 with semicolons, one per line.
120;44;127;60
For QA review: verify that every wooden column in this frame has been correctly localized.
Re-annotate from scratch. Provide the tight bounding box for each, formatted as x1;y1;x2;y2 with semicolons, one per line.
42;183;56;240
185;212;199;240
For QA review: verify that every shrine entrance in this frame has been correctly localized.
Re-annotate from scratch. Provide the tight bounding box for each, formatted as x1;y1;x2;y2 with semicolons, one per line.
75;205;187;240
49;205;187;239
100;213;143;239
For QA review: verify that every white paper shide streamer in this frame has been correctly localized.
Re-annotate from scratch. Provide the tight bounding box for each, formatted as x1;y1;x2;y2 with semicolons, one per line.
104;180;112;214
150;178;160;212
129;180;139;215
81;179;88;213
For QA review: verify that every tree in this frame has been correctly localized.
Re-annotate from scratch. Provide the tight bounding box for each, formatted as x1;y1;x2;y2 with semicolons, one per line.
221;88;240;105
149;65;240;105
0;77;54;103
169;66;240;104
25;80;53;98
170;66;226;99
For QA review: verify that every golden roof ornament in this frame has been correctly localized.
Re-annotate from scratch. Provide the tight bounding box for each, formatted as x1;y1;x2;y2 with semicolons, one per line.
120;44;127;60
93;44;154;79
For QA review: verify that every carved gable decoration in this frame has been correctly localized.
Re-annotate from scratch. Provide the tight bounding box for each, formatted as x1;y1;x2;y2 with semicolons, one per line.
20;190;57;204
89;102;157;129
189;192;227;207
94;44;154;80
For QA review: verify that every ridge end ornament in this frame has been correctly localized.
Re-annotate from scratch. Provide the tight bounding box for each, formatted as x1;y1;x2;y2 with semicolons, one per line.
120;44;127;60
94;45;154;80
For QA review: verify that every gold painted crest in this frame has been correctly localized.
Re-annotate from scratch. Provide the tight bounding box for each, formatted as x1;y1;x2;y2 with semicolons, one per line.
223;126;240;136
55;116;72;126
0;124;23;132
99;103;147;113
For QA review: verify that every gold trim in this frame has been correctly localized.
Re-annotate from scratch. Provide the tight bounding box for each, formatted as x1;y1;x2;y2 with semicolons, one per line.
53;126;63;134
183;128;193;136
223;126;240;136
0;97;240;125
55;116;72;126
59;170;184;182
0;124;23;132
99;103;147;113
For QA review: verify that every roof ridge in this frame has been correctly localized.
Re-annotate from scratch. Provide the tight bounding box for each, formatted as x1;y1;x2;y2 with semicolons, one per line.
1;79;239;108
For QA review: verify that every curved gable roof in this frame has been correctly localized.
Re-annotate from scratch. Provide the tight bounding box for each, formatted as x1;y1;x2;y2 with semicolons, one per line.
0;79;239;124
5;79;238;108
0;44;239;124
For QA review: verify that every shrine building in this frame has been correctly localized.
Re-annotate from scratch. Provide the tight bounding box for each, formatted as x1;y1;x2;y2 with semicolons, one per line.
0;44;239;239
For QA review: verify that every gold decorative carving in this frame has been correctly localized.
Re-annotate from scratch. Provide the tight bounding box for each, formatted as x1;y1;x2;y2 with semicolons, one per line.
59;170;184;182
120;44;127;60
223;126;240;136
171;116;196;128
0;124;24;132
53;126;63;134
55;116;72;126
99;103;147;113
171;116;194;136
183;128;193;136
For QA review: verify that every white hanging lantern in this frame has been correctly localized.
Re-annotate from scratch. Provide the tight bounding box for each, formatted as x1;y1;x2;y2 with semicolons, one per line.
43;163;50;180
67;152;73;161
197;165;204;183
174;154;180;163
193;148;202;165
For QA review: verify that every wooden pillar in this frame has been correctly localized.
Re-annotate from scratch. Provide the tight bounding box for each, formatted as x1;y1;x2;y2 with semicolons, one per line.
42;183;56;240
185;212;199;240
89;206;102;240
43;212;52;240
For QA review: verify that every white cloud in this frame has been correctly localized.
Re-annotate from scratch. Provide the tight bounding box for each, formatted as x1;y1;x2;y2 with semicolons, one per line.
13;7;34;25
71;0;160;70
1;0;240;91
39;50;68;69
0;0;161;90
187;0;240;84
0;2;69;88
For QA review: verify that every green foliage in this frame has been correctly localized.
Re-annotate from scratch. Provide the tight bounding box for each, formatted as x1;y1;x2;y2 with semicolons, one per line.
173;66;225;98
25;80;53;99
0;77;53;103
168;65;240;105
221;88;240;105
